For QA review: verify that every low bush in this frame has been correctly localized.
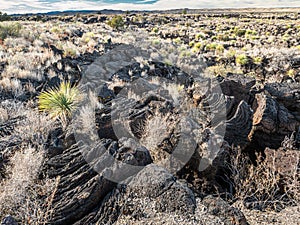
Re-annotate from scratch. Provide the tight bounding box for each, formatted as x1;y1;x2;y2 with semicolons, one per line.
230;148;299;211
236;54;248;65
107;15;124;30
0;22;22;40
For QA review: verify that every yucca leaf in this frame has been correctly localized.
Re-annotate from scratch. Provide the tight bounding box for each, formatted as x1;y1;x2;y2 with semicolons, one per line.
38;81;81;121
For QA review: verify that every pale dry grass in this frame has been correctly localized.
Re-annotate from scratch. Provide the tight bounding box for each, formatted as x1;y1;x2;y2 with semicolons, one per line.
140;112;177;164
150;78;184;106
0;146;56;224
230;148;299;211
0;100;57;224
141;113;169;152
0;77;24;96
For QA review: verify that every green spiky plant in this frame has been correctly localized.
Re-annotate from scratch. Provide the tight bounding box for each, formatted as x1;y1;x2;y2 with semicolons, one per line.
38;82;81;127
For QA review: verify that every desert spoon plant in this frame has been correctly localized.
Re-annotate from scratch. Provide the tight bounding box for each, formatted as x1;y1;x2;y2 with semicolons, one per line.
38;82;81;128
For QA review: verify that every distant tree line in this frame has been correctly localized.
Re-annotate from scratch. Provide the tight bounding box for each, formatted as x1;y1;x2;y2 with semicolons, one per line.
0;12;11;21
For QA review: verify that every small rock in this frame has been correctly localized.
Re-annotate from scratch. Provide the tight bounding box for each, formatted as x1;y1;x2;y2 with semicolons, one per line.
1;215;18;225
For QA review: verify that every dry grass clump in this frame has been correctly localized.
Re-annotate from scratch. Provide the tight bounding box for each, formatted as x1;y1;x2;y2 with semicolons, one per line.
0;100;57;224
140;112;177;164
205;65;243;77
0;106;8;122
0;146;56;224
0;100;53;144
230;147;299;211
0;78;23;97
141;113;169;152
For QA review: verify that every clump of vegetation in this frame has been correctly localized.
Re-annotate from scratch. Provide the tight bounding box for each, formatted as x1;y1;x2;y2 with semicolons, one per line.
192;42;202;52
246;29;257;35
38;82;81;126
253;56;263;65
234;27;246;37
63;47;77;58
107;15;124;30
182;9;187;15
194;42;202;49
0;22;22;40
205;42;218;51
230;149;299;211
287;69;296;77
216;44;225;53
189;40;195;47
152;27;159;33
50;26;62;34
152;39;161;45
295;45;300;51
236;54;248;65
217;34;230;41
195;32;205;40
173;37;182;45
0;146;55;224
206;65;242;77
0;12;10;21
226;48;236;58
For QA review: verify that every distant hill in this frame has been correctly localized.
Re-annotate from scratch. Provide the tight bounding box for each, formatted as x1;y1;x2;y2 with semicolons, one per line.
10;9;125;16
9;7;300;17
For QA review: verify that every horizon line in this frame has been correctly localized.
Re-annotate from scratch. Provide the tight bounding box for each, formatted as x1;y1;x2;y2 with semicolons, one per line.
5;6;300;16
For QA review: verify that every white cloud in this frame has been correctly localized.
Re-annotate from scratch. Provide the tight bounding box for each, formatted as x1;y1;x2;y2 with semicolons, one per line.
0;0;299;14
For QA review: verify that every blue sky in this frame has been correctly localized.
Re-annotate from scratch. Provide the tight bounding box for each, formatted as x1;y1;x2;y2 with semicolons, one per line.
0;0;299;14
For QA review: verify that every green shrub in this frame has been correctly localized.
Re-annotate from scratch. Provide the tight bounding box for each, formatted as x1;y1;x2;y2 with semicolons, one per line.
179;50;191;58
50;26;62;34
194;42;202;49
217;34;230;41
287;69;296;77
189;40;195;47
246;29;257;35
250;35;260;40
205;42;218;51
107;15;124;30
253;56;263;64
38;82;81;125
0;22;22;40
195;32;205;40
152;27;159;33
211;35;217;41
295;45;300;51
174;37;182;45
234;27;246;37
0;12;10;22
236;54;248;65
152;39;160;45
216;44;225;53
